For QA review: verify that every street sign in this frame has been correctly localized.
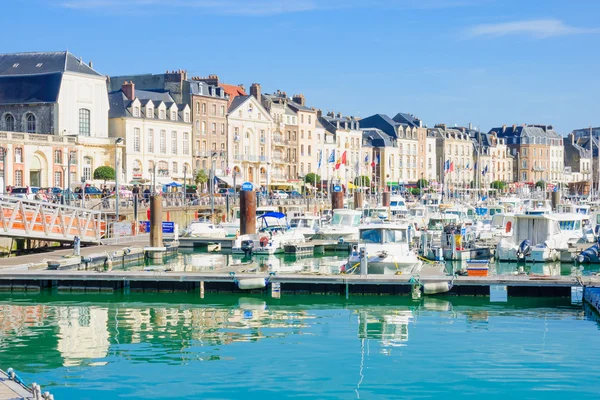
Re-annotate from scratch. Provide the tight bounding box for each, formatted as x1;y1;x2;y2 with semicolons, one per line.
241;182;254;191
139;221;175;234
333;185;342;193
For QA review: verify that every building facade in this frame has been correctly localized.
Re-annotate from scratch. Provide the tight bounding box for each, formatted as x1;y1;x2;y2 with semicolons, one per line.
430;124;474;188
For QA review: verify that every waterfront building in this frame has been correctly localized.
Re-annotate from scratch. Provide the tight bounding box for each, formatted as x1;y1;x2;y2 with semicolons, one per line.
108;81;192;185
472;131;514;187
288;94;321;182
0;51;111;189
261;90;296;184
392;113;428;183
429;124;474;188
425;132;437;182
318;112;362;190
359;114;419;186
569;127;599;192
564;133;593;193
360;128;398;190
490;124;561;184
226;84;274;188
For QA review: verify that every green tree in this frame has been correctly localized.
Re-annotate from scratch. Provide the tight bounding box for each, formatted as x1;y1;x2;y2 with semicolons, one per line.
410;188;421;196
195;169;208;190
490;180;506;190
354;175;371;187
416;178;428;189
535;180;546;190
304;172;321;186
93;166;115;182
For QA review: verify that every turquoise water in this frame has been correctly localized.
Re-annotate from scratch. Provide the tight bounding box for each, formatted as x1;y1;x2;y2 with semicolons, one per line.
1;293;600;399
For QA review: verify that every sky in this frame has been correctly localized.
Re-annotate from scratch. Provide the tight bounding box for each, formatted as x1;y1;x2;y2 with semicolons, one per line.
3;0;600;134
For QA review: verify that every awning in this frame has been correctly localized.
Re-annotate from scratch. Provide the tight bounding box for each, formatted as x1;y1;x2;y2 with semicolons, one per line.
215;176;234;187
347;182;357;189
166;181;182;187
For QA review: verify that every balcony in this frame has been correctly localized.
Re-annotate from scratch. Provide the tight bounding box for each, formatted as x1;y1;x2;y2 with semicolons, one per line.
259;156;268;162
234;154;259;162
271;173;287;181
272;156;288;163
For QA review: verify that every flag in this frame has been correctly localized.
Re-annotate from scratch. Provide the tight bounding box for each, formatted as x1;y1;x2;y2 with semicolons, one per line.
354;161;360;174
449;161;454;173
317;150;322;169
335;151;347;170
328;151;335;163
444;160;450;173
364;154;369;163
474;162;478;171
371;153;379;168
482;165;488;176
388;155;391;168
466;163;470;171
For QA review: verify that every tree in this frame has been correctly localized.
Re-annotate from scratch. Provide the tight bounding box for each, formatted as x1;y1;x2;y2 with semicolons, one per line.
304;172;321;186
416;178;428;189
195;169;208;190
354;175;371;187
490;180;506;190
535;180;546;190
410;188;421;196
93;166;115;182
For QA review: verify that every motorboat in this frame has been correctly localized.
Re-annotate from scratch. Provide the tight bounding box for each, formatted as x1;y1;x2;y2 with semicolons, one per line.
347;224;422;275
220;206;279;237
361;207;390;223
496;212;568;262
289;215;322;239
232;212;305;255
315;209;362;241
550;213;594;244
182;220;227;238
390;195;409;218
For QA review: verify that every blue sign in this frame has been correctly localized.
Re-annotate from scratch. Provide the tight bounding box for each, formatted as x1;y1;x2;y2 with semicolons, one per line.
139;221;175;234
241;182;254;191
460;228;466;236
333;185;342;193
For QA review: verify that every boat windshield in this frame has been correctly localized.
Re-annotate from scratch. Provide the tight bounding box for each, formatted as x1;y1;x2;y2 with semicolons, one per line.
331;213;361;226
428;219;445;230
390;200;405;207
290;218;318;229
576;208;590;215
361;228;408;244
558;220;581;231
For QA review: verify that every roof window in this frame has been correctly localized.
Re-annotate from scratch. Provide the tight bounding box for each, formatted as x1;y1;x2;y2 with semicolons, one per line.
36;63;43;67
12;63;19;68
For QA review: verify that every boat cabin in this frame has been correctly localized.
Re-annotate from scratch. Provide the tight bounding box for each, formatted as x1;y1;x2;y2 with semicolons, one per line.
331;209;362;227
358;225;410;244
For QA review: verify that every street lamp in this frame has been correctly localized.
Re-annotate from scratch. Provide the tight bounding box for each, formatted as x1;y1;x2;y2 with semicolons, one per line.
149;161;157;195
0;147;6;195
115;138;124;221
183;164;187;205
67;151;76;206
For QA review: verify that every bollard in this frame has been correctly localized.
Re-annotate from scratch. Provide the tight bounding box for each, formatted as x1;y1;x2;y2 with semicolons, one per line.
240;190;256;235
360;246;368;275
382;191;391;207
353;192;364;210
150;195;163;248
73;236;81;256
331;191;344;210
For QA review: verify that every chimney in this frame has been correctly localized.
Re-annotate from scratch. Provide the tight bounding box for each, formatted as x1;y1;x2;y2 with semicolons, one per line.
292;94;305;106
468;122;472;130
512;124;516;130
337;112;342;119
122;81;135;100
88;60;93;69
250;83;261;100
239;84;245;92
502;124;506;133
199;75;219;86
316;109;322;119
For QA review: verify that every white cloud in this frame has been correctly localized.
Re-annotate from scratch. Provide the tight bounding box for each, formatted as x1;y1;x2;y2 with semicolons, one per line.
59;0;481;16
467;19;600;39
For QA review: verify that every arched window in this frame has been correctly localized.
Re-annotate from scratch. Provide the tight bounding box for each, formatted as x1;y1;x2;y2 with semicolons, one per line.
25;113;36;133
4;114;15;131
83;156;93;181
79;108;91;136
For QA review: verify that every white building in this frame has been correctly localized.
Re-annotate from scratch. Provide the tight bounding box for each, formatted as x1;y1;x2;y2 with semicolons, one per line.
108;82;192;185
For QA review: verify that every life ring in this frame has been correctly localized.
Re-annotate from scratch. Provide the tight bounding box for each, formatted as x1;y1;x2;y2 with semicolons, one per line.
260;236;269;247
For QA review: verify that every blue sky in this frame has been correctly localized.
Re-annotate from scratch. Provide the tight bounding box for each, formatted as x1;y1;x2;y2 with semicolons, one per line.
3;0;600;133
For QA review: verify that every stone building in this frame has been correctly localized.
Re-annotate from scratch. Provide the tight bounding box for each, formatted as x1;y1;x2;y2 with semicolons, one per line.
261;89;295;184
0;51;111;188
429;124;475;188
108;81;192;185
564;133;593;183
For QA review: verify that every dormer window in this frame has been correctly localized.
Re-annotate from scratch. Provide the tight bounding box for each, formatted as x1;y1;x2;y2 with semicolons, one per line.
184;112;189;123
159;109;165;119
133;107;140;117
147;107;153;118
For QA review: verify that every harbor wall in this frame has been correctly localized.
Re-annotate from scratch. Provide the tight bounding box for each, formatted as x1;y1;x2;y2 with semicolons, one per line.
584;287;600;314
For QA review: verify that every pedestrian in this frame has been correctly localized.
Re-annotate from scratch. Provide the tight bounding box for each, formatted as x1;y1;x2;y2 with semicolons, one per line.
101;185;110;209
143;187;151;206
132;184;140;204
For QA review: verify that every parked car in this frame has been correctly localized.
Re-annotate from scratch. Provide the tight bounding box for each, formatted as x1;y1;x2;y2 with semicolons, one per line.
286;190;303;198
10;186;44;201
271;190;289;199
84;186;103;197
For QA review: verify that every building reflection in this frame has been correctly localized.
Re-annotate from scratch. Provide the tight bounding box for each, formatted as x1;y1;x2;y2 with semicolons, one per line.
356;309;413;352
57;307;110;366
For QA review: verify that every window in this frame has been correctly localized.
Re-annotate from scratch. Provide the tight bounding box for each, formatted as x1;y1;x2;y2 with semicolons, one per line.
54;150;62;164
54;171;62;187
212;123;216;135
202;121;206;135
172;162;178;174
238;110;242;118
308;131;312;139
171;131;177;154
220;105;225;116
301;145;304;156
221;123;225;135
184;112;189;122
14;148;22;163
195;102;200;114
83;156;92;181
202;103;207;114
14;170;22;186
159;109;165;119
171;110;177;121
183;132;189;154
522;148;527;157
301;130;304;139
300;163;304;174
308;115;312;124
147;107;153;118
308;163;311;172
4;114;15;131
301;114;304;123
212;104;216;116
133;128;140;152
147;129;154;152
308;145;311;156
25;113;36;133
133;107;140;117
160;130;166;153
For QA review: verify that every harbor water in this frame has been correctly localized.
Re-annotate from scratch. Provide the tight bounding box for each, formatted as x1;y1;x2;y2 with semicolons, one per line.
1;291;600;399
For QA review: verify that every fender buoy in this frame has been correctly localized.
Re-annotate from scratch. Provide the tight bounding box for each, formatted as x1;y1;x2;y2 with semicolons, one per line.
260;236;269;247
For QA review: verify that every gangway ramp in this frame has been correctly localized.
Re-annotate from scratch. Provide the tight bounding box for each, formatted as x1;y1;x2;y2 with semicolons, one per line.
0;196;105;244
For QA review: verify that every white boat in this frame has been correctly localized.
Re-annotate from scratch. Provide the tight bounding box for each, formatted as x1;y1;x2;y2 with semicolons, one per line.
289;215;322;239
232;211;305;255
347;224;422;275
316;209;362;241
550;213;594;244
220;206;279;237
361;207;390;223
496;213;567;262
182;220;227;238
390;195;409;218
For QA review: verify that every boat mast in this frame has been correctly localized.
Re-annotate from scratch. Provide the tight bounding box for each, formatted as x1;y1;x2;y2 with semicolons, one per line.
590;125;593;199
